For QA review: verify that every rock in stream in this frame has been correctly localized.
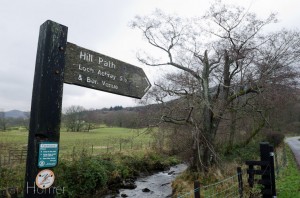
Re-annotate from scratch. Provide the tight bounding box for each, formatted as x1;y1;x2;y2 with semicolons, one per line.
105;164;187;198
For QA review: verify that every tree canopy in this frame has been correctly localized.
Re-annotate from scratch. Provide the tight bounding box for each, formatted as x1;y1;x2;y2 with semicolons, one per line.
131;1;300;171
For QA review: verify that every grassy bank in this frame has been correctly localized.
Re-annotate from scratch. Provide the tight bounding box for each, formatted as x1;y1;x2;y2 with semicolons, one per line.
172;141;300;198
276;145;300;198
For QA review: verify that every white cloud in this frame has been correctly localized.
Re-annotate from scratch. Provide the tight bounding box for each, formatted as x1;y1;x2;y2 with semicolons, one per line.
0;0;299;111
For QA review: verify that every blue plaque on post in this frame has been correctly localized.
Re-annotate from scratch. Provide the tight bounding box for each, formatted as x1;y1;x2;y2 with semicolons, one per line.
38;142;59;168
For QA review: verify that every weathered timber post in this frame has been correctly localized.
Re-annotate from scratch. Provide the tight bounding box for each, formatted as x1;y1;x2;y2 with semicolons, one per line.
260;142;274;198
24;20;68;198
237;167;243;198
268;145;277;197
194;181;200;198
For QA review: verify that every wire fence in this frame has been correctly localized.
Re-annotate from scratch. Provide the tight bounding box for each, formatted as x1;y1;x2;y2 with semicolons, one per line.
0;149;27;167
177;142;287;198
177;170;245;198
202;174;240;198
0;139;154;167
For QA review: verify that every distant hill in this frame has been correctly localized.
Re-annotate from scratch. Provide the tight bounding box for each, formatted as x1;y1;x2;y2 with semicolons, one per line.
4;110;27;118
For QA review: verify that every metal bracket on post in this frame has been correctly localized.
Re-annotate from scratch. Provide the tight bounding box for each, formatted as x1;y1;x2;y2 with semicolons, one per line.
24;20;68;198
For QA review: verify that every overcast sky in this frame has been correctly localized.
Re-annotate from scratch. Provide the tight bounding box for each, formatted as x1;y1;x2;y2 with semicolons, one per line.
1;0;299;111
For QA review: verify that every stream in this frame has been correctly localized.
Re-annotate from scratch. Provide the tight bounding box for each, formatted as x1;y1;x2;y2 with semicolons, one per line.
105;164;188;198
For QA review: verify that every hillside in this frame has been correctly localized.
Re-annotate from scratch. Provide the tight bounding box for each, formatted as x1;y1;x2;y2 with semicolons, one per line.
4;110;27;118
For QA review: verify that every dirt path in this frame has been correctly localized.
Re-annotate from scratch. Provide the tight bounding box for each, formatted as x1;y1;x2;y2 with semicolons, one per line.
285;136;300;169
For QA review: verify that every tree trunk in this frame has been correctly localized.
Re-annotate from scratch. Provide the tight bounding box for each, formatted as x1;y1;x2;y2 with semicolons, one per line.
227;108;237;153
202;106;214;170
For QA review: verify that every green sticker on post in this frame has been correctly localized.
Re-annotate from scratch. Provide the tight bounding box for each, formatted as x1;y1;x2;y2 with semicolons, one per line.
38;142;59;168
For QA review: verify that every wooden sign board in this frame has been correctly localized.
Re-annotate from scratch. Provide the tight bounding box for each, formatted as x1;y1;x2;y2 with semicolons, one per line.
64;42;151;99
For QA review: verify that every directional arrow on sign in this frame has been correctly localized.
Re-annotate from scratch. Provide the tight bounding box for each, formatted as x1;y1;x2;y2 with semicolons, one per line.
64;42;151;99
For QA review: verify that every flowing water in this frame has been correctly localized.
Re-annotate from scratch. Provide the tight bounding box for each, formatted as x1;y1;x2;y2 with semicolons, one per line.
106;164;188;198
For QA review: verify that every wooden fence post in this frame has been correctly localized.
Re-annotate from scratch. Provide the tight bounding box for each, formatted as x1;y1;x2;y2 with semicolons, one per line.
269;145;277;197
194;180;200;198
246;142;277;198
72;146;76;160
237;167;243;198
260;142;273;198
20;150;23;163
107;141;109;153
8;150;11;165
248;164;254;188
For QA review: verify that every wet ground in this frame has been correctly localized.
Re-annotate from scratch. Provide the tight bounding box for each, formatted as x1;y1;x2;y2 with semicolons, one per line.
105;164;188;198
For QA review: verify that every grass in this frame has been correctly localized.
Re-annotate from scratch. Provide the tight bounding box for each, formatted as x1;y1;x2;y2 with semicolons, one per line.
0;127;153;157
276;145;300;198
59;127;153;156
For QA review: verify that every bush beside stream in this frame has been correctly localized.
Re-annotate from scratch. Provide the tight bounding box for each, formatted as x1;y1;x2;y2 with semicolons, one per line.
0;152;180;197
56;152;180;197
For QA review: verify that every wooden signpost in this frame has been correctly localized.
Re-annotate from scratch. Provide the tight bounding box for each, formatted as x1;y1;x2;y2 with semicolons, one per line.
24;20;151;197
64;43;151;98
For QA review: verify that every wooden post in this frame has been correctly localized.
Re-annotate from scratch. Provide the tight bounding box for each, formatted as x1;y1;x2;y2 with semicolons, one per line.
24;20;68;198
260;142;272;198
237;167;243;198
8;150;11;165
194;181;200;198
269;145;277;197
248;164;254;188
20;150;23;163
107;141;109;153
72;146;76;160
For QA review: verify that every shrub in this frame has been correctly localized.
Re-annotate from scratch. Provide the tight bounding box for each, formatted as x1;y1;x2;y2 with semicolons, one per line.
56;157;112;197
265;132;285;147
0;164;25;191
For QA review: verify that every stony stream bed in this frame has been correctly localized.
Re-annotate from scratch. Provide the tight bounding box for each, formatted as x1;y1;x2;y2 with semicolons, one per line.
105;164;188;198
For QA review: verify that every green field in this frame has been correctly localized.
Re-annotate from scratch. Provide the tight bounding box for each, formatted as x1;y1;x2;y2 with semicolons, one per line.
0;127;153;158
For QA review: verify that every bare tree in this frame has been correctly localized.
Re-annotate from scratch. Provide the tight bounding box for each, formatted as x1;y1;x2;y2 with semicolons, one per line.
131;2;300;171
63;105;86;132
